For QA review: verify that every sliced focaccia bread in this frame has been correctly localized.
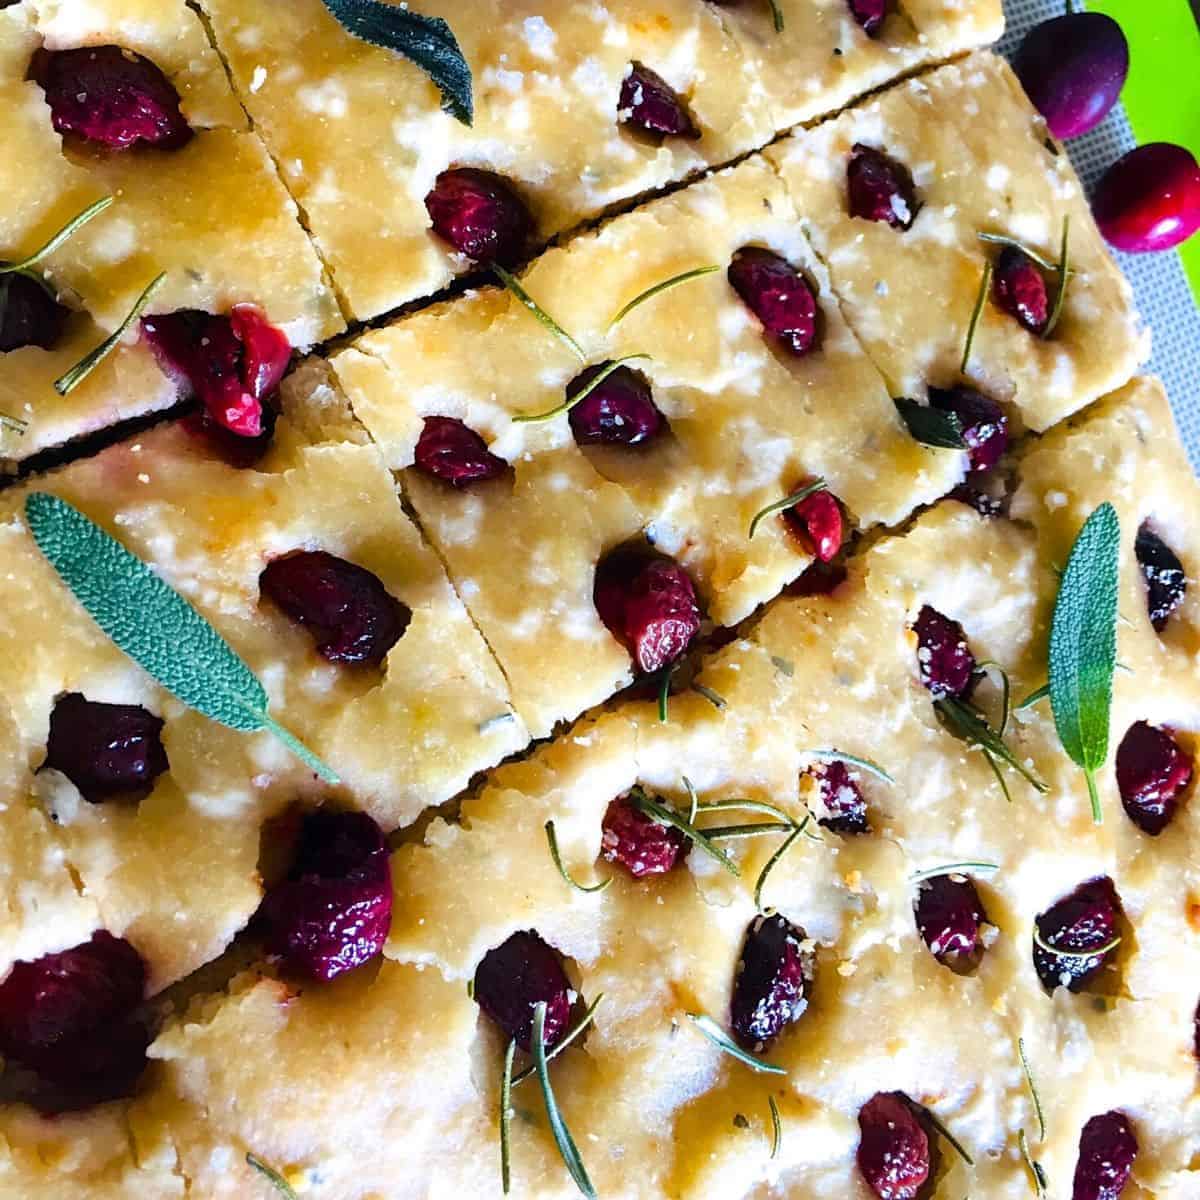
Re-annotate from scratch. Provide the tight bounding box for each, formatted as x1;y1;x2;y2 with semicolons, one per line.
195;0;774;323
691;374;1200;1197
720;0;1003;132
0;0;341;464
767;51;1146;435
332;157;961;735
0;359;524;996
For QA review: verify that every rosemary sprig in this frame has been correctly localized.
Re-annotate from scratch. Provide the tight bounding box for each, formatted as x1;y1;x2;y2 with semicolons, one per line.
935;696;1048;794
1019;1128;1048;1198
1017;1037;1045;1141
0;410;29;437
532;1003;596;1198
768;1095;782;1158
975;660;1012;736
1;196;113;274
910;861;999;883
802;749;894;784
658;664;673;724
704;821;796;841
754;822;806;911
1032;929;1121;959
608;265;719;328
924;1108;974;1166
961;259;993;373
695;798;797;824
55;272;166;396
512;994;605;1087
513;353;652;424
500;1038;516;1194
1016;683;1051;711
1043;217;1071;339
545;820;611;894
684;775;699;824
493;263;585;361
691;682;727;711
977;232;1061;274
629;787;739;876
685;1012;786;1075
246;1152;297;1199
768;0;785;31
748;479;827;540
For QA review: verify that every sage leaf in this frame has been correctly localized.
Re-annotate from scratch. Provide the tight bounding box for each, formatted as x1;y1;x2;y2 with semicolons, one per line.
894;398;967;450
25;493;338;784
1048;502;1120;823
532;1002;596;1198
319;0;472;125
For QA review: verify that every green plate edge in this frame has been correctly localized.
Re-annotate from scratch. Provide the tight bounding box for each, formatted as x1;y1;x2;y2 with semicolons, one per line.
1089;0;1200;301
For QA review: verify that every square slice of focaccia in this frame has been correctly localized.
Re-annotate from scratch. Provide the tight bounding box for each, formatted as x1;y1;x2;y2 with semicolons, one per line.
0;359;524;993
689;374;1200;1198
720;0;1002;132
196;0;775;324
767;51;1147;434
0;1;342;464
332;156;962;736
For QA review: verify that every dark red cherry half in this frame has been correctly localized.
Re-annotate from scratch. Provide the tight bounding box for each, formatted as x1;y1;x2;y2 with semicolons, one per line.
1072;1110;1137;1200
727;247;820;357
992;246;1050;335
1033;877;1121;993
928;386;1009;474
0;273;69;353
413;415;509;487
425;168;533;266
258;809;392;982
473;930;572;1052
567;363;665;447
857;1091;931;1200
260;550;410;666
848;144;919;230
619;63;700;140
0;931;149;1110
601;793;688;877
783;490;844;562
593;547;701;675
809;761;869;834
1135;523;1187;632
43;692;168;804
31;46;191;150
915;874;986;965
913;605;976;699
849;0;889;37
142;305;291;440
730;914;809;1052
1115;721;1192;835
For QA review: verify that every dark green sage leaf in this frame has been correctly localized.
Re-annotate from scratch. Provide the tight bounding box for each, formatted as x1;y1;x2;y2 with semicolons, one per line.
532;1002;596;1198
319;0;472;124
686;1013;786;1075
25;493;338;784
1048;502;1120;824
246;1152;297;1199
545;819;611;894
894;398;967;450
